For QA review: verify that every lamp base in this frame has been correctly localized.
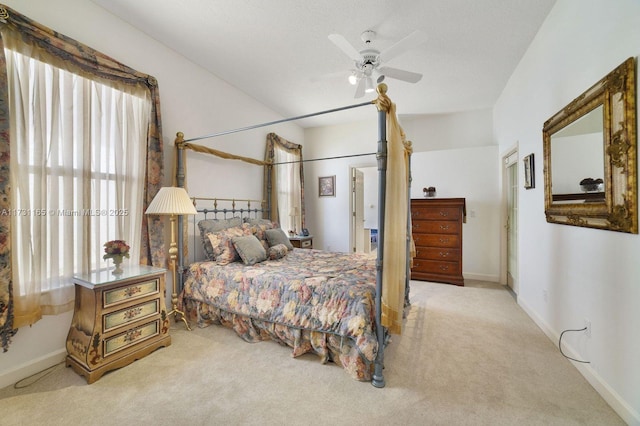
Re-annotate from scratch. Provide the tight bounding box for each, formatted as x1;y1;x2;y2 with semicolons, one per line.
168;305;191;331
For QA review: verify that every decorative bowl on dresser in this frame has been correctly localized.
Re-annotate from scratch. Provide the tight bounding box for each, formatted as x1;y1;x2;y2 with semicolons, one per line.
410;198;466;286
66;265;171;383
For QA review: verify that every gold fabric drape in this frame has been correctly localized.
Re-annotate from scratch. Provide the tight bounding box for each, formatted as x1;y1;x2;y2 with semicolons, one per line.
375;85;414;335
0;5;164;348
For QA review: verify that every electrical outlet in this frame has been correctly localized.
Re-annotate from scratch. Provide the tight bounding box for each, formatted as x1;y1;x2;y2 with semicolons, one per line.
584;318;591;337
543;290;548;303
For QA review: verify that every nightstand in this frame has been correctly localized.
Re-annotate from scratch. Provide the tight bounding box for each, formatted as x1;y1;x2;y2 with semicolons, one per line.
289;235;313;249
65;265;171;383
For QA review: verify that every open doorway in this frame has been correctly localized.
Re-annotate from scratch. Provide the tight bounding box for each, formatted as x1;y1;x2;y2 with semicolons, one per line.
351;165;378;253
502;149;519;295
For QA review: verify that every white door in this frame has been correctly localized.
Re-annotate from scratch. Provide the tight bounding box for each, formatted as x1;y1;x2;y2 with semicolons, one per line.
352;168;365;252
504;151;519;293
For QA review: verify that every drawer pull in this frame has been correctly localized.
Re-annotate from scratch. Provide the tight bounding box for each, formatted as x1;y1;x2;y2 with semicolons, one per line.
439;237;450;244
439;251;449;258
124;307;143;321
439;224;450;231
124;286;142;297
439;265;450;271
439;211;449;217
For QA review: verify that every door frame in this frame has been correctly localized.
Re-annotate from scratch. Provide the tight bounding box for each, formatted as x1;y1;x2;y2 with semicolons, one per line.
501;145;519;294
349;163;377;253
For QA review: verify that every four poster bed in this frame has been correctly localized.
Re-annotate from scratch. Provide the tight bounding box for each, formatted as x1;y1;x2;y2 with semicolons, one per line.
174;84;412;387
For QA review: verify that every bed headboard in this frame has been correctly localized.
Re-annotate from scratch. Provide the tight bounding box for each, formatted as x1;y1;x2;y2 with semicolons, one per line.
186;196;267;263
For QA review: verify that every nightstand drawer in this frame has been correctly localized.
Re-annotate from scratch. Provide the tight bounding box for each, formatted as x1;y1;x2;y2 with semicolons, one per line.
104;279;159;308
104;320;160;357
290;236;313;249
103;299;160;332
300;239;312;248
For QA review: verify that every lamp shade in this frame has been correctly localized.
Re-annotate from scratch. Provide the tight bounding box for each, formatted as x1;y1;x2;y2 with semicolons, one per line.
145;187;197;216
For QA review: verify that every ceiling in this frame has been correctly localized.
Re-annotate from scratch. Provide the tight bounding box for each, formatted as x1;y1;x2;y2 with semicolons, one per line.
91;0;556;128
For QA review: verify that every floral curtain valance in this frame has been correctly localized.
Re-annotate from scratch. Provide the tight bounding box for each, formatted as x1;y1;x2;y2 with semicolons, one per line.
0;4;164;351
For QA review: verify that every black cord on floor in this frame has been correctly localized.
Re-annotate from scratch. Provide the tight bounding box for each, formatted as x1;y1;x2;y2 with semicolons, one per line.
13;361;64;389
558;327;590;364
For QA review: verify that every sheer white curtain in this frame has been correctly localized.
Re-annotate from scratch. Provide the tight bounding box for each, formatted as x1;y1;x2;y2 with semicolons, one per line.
274;145;301;233
6;49;149;323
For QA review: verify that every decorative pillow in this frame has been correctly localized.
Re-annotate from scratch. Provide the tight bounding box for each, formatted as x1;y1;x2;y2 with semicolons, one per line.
265;228;294;251
243;217;275;227
232;235;268;265
206;226;249;264
198;217;242;260
242;222;274;251
267;243;289;260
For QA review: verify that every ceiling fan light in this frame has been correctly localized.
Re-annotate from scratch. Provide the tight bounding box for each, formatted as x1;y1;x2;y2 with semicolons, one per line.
364;76;374;93
348;73;358;85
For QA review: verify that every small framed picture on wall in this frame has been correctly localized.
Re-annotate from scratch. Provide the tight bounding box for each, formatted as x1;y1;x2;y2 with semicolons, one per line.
523;153;535;189
319;175;336;197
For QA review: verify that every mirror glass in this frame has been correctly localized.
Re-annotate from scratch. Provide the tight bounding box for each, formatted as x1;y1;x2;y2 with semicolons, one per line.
550;105;604;204
543;57;637;233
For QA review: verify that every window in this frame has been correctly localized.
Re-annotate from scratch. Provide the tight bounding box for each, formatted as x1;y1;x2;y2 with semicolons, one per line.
273;144;302;234
6;48;150;314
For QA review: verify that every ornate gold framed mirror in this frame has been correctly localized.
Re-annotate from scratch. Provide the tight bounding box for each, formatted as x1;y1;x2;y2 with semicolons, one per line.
543;57;637;233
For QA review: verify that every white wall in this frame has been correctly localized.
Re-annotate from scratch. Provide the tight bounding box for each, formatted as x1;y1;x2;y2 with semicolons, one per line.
0;0;303;388
303;110;501;282
493;0;640;423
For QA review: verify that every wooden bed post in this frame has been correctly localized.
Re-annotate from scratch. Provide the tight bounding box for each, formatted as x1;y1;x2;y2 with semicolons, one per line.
372;88;388;389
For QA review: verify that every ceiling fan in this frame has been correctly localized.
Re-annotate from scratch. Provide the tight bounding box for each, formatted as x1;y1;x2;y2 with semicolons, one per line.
328;29;427;98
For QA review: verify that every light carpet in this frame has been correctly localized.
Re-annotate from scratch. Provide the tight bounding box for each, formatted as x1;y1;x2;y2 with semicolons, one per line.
0;280;623;425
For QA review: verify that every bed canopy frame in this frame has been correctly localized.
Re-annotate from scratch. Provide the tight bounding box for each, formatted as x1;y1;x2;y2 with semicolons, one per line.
173;83;411;388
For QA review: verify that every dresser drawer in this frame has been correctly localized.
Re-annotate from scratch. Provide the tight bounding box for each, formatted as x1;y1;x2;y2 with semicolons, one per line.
414;247;461;262
104;279;159;308
412;220;460;234
412;259;461;276
413;233;460;248
103;299;160;332
104;320;160;357
411;207;461;221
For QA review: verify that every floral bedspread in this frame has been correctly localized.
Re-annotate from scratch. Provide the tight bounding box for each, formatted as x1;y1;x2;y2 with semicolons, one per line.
180;249;379;368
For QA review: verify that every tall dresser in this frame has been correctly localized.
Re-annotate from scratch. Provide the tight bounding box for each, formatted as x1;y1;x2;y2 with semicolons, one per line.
410;198;466;286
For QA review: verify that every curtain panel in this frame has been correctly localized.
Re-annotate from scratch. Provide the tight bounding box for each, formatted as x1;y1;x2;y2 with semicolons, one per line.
375;91;413;335
264;133;304;230
0;5;164;351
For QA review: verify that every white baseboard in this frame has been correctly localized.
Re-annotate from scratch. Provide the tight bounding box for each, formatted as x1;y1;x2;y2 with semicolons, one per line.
518;297;640;426
463;272;499;282
0;349;67;390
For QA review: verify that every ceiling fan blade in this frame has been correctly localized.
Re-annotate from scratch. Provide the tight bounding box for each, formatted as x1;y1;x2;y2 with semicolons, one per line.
378;66;423;83
354;77;366;98
328;34;362;61
378;30;427;63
